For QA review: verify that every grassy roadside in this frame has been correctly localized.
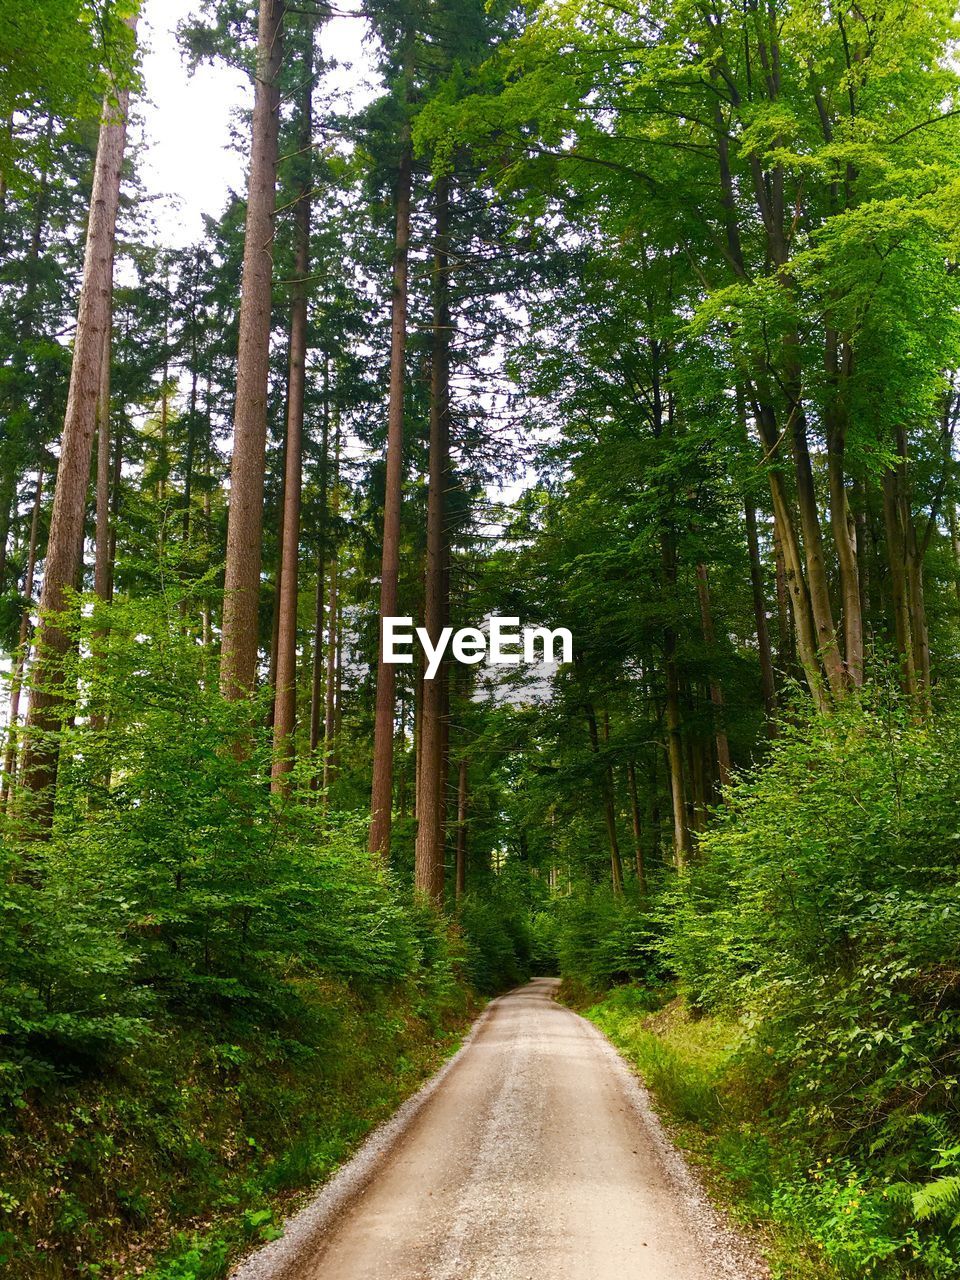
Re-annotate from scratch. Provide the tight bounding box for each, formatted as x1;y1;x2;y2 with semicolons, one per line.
568;982;911;1280
2;977;479;1280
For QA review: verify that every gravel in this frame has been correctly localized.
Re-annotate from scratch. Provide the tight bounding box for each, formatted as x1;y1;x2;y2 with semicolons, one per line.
231;978;769;1280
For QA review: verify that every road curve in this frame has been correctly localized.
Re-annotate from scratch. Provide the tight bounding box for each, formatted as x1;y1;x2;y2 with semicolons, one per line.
233;977;766;1280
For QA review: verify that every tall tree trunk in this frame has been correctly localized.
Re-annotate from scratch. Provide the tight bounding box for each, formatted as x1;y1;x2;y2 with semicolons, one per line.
744;495;777;724
791;407;847;696
752;392;828;708
664;631;692;870
661;533;693;868
455;756;468;900
414;175;450;901
773;515;794;671
219;0;285;699
309;564;325;756
200;376;214;650
22;31;136;822
181;249;203;541
1;467;43;808
695;561;732;788
413;652;423;820
769;472;830;712
323;421;341;794
896;424;932;712
272;30;314;791
852;475;871;641
825;334;864;685
266;458;285;723
94;318;112;603
585;702;624;894
882;464;917;697
0;461;14;597
627;759;646;894
906;546;931;712
90;321;112;737
369;104;412;859
736;385;777;719
949;498;960;609
308;361;330;771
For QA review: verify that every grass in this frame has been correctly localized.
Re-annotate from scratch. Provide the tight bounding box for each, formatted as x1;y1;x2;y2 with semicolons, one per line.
581;984;843;1280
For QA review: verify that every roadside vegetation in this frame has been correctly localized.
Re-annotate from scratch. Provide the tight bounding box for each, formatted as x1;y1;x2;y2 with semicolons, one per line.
4;0;960;1276
557;693;960;1280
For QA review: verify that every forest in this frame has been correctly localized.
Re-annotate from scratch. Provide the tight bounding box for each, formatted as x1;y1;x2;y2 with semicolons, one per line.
2;0;960;1276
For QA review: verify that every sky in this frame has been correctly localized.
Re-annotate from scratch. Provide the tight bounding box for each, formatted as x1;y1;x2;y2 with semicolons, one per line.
136;0;377;249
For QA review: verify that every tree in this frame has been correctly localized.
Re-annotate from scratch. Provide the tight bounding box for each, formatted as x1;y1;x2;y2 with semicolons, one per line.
21;14;138;821
271;17;316;789
413;174;450;898
220;0;285;700
369;42;414;858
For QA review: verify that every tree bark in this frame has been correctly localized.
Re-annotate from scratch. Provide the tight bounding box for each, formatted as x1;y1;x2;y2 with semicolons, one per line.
369;106;413;859
744;496;777;723
309;563;325;755
455;756;468;900
0;461;14;597
585;702;624;894
181;249;203;542
695;561;732;788
271;28;314;790
750;389;828;707
825;333;863;685
1;467;43;808
660;531;693;868
219;0;285;699
790;405;847;697
663;637;692;870
94;316;112;603
950;498;960;609
414;175;450;901
882;460;918;698
627;760;646;894
323;420;341;794
309;361;330;770
22;32;136;822
773;514;794;671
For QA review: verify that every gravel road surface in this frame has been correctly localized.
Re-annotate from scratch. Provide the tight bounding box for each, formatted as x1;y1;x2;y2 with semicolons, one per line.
232;977;766;1280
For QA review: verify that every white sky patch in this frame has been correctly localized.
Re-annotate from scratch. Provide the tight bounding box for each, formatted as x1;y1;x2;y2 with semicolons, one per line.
136;0;376;249
137;0;248;248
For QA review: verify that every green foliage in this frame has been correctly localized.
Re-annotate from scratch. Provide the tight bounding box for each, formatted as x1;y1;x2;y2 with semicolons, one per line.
456;890;532;993
573;688;960;1276
0;592;487;1277
0;0;140;185
554;885;663;993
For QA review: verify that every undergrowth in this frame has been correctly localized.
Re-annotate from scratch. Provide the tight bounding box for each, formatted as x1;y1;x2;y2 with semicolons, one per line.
3;976;474;1280
588;987;958;1280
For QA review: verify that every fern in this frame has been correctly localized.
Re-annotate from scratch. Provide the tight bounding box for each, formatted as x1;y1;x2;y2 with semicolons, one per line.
910;1175;960;1225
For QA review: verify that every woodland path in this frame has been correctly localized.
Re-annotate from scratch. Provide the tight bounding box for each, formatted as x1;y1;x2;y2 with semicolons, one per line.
233;977;766;1280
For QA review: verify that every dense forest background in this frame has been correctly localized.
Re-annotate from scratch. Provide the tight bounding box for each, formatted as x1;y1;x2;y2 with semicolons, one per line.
3;0;960;1276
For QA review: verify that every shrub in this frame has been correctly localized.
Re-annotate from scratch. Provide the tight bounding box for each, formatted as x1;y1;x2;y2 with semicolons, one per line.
554;883;662;992
662;690;960;1270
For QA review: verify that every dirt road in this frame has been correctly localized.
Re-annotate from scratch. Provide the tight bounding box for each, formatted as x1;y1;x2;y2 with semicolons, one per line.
233;977;765;1280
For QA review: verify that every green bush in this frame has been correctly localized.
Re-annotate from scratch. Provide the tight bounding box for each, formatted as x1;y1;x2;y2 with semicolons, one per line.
554;884;662;992
0;595;470;1098
529;908;560;973
661;690;960;1274
456;892;531;993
